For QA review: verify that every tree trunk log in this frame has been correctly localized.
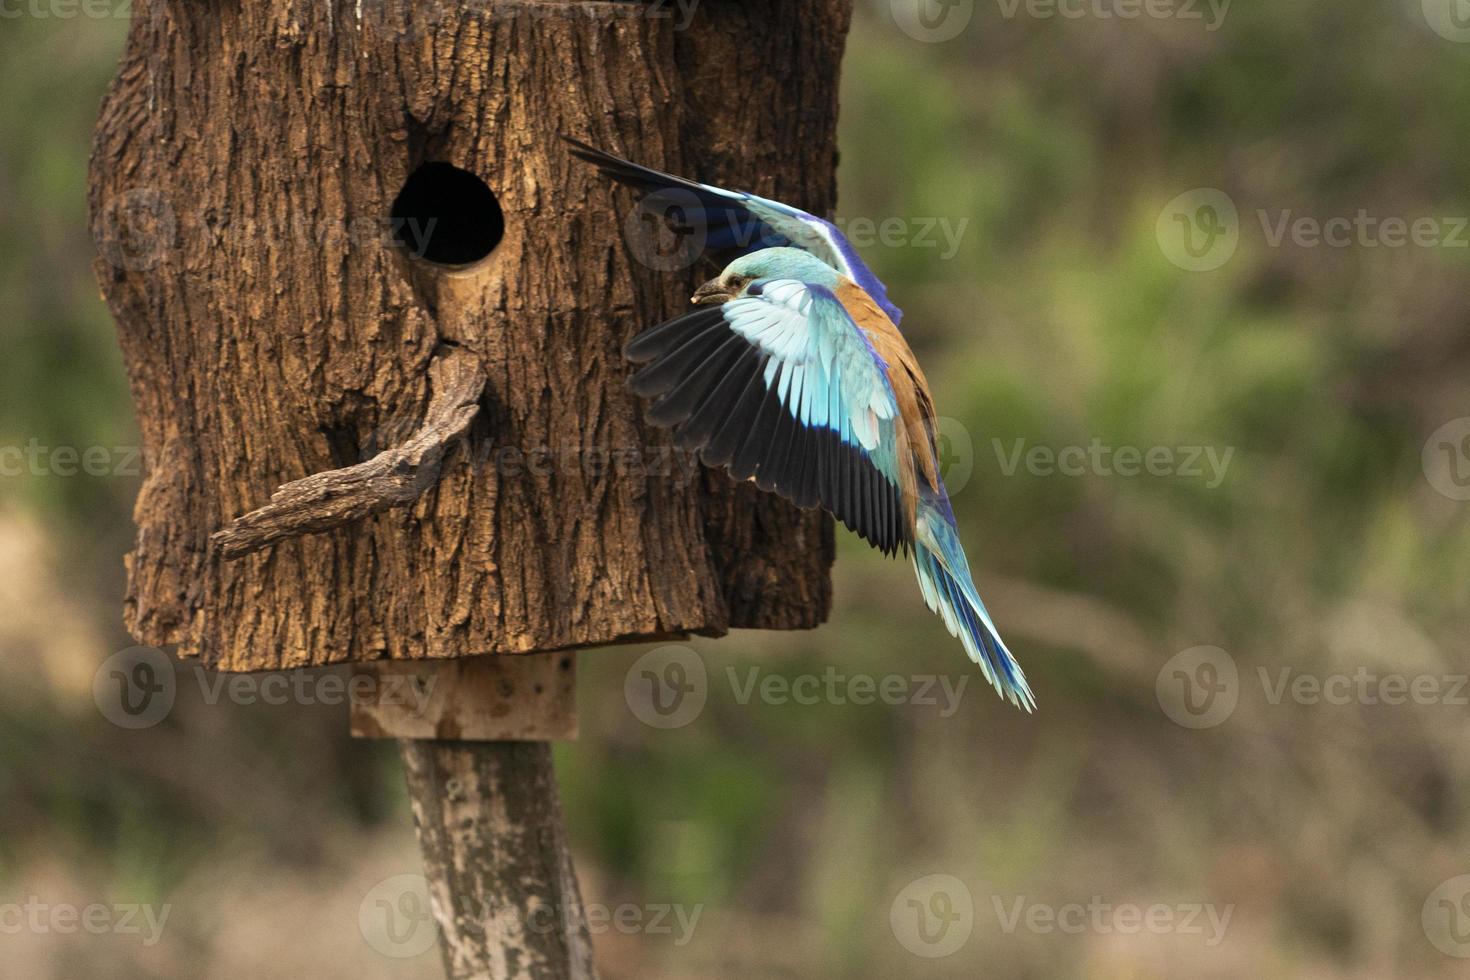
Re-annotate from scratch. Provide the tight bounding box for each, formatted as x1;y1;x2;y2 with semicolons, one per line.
400;739;596;980
88;0;850;672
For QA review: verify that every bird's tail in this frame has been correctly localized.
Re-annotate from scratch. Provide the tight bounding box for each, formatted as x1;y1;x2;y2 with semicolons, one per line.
911;495;1035;711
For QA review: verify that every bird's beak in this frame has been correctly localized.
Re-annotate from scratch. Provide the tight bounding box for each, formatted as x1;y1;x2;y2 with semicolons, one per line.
691;277;733;306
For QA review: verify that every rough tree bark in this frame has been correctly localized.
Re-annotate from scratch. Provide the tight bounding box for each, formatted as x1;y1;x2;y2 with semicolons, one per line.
89;0;851;673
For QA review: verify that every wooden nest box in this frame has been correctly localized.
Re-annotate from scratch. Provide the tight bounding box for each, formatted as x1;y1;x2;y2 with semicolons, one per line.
89;0;855;681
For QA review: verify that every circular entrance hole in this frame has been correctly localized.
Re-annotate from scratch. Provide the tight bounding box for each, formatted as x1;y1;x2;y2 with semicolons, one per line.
390;162;505;267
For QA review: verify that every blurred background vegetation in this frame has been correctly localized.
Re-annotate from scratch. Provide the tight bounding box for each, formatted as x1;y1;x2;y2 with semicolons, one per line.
4;0;1470;976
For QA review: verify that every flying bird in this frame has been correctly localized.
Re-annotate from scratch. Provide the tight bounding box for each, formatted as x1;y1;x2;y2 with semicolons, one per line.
569;139;1034;711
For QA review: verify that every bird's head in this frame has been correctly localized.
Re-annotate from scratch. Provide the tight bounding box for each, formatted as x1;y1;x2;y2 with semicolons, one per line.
691;247;841;305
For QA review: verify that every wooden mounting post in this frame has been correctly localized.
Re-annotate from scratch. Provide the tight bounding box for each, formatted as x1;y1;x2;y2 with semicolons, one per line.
355;655;588;978
353;654;587;980
399;738;595;979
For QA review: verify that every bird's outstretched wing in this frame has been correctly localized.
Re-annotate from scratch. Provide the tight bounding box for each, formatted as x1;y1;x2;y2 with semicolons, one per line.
627;279;1033;708
625;279;928;556
565;137;905;327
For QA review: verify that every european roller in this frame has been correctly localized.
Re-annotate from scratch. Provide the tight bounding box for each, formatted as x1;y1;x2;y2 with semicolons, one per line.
568;139;1034;711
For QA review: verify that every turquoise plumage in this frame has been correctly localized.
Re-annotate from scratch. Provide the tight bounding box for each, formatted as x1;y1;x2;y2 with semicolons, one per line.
574;144;1034;711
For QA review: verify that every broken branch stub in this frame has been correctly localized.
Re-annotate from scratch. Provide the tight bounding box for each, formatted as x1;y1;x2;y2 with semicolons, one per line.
213;346;485;560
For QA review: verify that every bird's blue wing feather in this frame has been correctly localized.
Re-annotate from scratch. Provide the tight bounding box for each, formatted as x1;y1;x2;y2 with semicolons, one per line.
624;279;909;555
722;280;898;470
